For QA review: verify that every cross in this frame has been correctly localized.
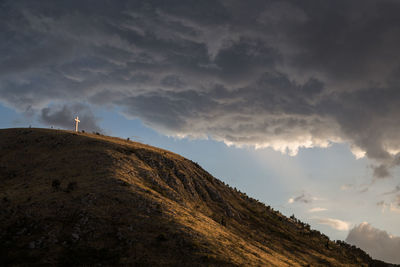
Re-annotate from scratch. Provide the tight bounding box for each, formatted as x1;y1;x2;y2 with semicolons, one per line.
74;116;80;132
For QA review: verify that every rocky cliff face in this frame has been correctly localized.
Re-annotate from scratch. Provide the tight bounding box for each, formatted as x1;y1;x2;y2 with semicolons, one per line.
0;128;394;266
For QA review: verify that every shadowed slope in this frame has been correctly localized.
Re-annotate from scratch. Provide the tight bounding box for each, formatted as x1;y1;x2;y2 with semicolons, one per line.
0;128;395;266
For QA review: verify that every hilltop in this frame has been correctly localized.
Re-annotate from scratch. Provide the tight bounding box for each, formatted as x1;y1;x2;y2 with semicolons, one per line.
0;128;394;266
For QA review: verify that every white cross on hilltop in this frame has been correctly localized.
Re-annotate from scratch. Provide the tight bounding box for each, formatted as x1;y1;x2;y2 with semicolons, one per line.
74;116;80;132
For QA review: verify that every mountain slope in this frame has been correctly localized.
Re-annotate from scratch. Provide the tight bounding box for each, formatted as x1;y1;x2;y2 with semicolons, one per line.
0;128;393;266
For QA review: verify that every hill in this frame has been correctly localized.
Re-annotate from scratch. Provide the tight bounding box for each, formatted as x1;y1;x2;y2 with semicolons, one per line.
0;128;395;266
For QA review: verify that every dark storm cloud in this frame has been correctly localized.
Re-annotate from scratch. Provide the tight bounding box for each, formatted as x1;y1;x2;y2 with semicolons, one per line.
40;104;102;132
373;164;391;179
2;0;400;177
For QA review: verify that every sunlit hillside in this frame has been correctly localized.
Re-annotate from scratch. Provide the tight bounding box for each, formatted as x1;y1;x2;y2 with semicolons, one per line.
0;128;394;266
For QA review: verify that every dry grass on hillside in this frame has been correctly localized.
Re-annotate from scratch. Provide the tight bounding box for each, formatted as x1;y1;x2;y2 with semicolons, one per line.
0;128;394;266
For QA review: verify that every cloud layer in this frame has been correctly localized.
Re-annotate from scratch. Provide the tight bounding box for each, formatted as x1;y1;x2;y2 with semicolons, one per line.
308;207;327;213
346;222;400;264
40;104;101;132
315;218;350;231
288;192;316;204
2;0;400;176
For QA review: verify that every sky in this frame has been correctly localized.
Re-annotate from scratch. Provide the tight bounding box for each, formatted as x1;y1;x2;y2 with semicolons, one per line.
2;0;400;263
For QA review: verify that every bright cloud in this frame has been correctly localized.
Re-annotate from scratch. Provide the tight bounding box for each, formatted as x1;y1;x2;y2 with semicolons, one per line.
308;207;327;213
315;218;350;231
346;222;400;264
